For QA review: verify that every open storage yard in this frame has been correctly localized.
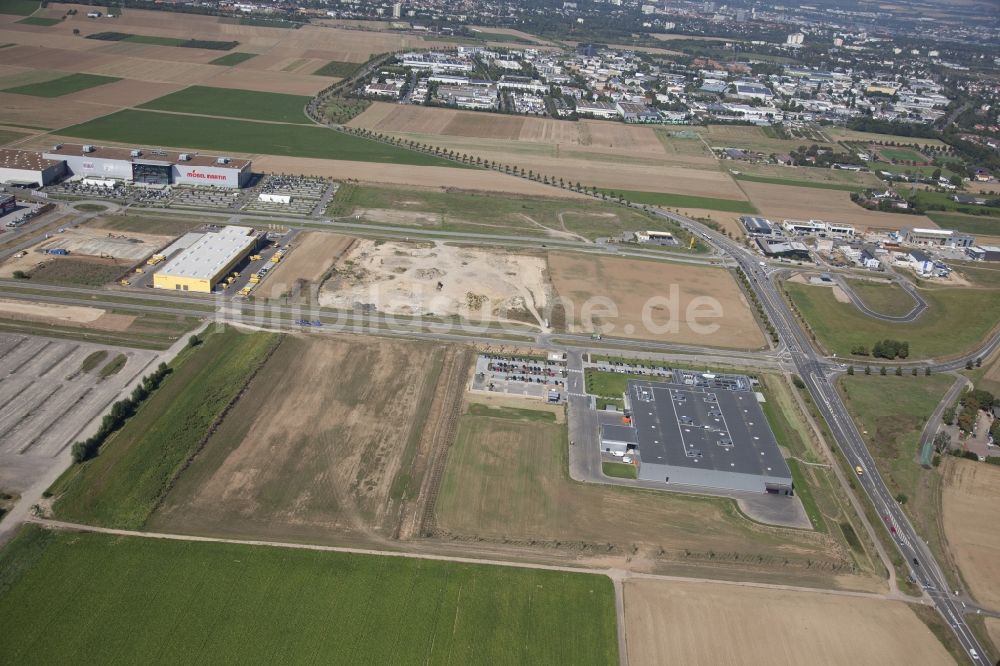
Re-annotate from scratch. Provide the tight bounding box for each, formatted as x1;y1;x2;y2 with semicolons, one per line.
0;334;154;495
623;578;953;666
942;459;1000;610
149;334;471;544
548;254;765;349
0;526;619;665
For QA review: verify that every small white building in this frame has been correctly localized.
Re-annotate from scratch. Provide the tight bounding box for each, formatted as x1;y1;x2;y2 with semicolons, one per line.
259;193;291;204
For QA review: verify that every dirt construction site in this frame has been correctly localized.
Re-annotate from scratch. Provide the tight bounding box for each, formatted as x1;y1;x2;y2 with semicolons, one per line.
623;579;953;666
318;240;550;328
0;334;155;495
0;227;171;278
148;334;471;546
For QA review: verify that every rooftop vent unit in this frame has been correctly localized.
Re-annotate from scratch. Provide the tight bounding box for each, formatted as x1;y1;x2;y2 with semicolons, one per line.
82;145;96;153
130;149;142;157
52;143;63;151
178;153;191;161
216;157;230;165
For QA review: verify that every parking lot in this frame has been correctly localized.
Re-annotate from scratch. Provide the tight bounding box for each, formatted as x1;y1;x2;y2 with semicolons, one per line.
469;354;567;402
0;334;156;494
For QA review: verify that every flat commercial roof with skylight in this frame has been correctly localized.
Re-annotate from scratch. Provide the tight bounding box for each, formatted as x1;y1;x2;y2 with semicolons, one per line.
153;225;257;293
618;376;793;493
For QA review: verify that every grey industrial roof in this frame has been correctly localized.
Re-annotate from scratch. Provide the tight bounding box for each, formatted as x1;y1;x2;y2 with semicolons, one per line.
601;423;638;444
624;379;791;480
157;226;255;281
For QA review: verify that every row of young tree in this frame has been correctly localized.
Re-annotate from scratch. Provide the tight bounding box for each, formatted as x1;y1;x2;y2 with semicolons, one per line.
70;362;172;463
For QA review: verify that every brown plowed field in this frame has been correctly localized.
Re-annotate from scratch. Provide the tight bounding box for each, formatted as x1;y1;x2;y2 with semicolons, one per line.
942;459;1000;609
257;231;355;300
739;180;938;231
442;113;526;140
624;579;953;666
547;253;765;349
148;334;472;546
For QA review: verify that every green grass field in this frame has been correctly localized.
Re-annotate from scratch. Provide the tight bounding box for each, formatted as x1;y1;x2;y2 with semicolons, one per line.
3;73;121;97
0;0;38;15
734;173;861;192
786;281;1000;359
878;147;926;162
602;462;637;479
837;373;956;562
313;60;361;77
60;109;463;168
926;212;1000;236
0;526;619;665
327;183;695;243
139;85;311;124
846;280;919;317
466;402;558;422
0;128;27;147
16;15;58;25
902;188;1000;216
49;327;279;529
87;32;238;50
208;52;256;66
597;188;757;214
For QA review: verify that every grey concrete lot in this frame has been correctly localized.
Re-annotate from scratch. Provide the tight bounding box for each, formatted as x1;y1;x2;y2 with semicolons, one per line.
0;334;157;495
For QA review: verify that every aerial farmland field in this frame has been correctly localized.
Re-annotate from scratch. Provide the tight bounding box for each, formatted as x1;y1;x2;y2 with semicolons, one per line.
138;85;312;124
0;526;619;665
58;109;463;167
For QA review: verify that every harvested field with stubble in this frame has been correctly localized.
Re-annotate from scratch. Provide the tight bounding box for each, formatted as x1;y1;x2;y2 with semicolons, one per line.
547;254;765;349
148;334;472;546
941;459;1000;610
257;231;354;300
739;180;937;231
347;103;732;196
623;579;953;666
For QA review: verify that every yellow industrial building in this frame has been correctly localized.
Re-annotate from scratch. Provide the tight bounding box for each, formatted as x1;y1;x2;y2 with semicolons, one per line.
152;226;258;293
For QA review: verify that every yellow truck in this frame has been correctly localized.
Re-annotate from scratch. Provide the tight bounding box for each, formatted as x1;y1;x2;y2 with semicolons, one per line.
249;254;262;262
238;286;253;296
146;254;165;266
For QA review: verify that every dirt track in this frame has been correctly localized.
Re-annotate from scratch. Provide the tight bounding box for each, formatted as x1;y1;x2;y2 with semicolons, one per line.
623;578;953;666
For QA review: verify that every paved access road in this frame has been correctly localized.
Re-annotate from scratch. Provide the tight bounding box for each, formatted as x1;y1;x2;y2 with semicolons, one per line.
655;208;989;664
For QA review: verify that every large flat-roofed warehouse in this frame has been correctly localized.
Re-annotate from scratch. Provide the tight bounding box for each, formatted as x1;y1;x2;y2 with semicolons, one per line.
0;149;67;187
153;226;258;293
42;143;252;189
604;375;793;493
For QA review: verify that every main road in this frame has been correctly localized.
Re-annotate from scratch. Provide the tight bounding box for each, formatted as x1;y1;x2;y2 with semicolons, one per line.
655;208;989;663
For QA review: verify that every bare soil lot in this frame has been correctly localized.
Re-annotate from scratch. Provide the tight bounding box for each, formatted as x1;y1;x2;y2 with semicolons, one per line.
257;231;355;300
547;253;765;349
149;334;471;545
319;240;549;327
740;180;936;231
624;579;953;666
941;459;1000;609
0;299;132;331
